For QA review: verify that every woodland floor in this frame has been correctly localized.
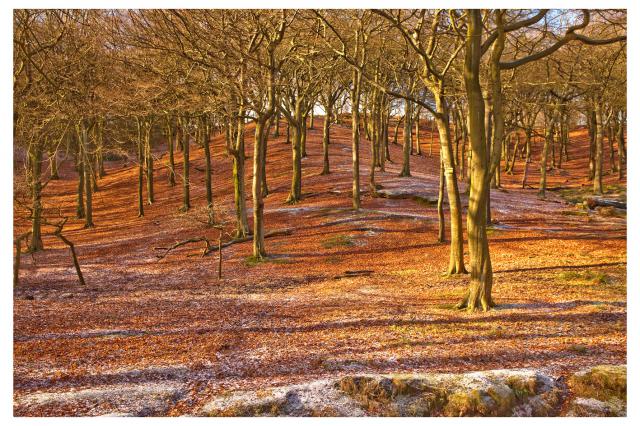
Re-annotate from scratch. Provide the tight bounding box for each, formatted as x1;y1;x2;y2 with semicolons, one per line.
13;121;626;416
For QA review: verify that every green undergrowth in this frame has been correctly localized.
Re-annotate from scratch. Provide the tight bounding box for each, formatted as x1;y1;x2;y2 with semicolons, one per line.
321;234;355;249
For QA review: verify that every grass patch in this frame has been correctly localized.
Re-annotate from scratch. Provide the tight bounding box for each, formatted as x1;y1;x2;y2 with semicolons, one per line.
244;255;292;267
325;255;342;264
561;209;589;216
558;270;610;285
568;344;588;354
321;234;355;249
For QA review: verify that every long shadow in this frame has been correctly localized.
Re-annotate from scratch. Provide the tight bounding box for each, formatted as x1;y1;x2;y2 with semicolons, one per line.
495;261;626;274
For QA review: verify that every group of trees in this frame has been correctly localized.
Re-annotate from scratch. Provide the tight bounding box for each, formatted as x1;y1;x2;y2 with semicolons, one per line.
14;9;626;311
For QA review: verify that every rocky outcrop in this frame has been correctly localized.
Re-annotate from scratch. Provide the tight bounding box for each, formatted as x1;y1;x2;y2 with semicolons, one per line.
202;366;627;417
201;369;566;417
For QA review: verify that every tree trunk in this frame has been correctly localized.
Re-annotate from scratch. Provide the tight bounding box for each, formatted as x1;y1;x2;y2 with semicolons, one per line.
286;110;303;204
538;115;554;198
136;118;144;217
49;149;59;180
144;120;154;204
399;98;411;177
593;101;604;195
437;152;445;243
351;67;362;210
28;142;44;252
180;116;191;211
434;95;466;275
458;10;493;312
166;116;176;187
321;110;331;175
617;112;625;180
252;119;267;258
261;117;270;198
202;116;213;223
78;121;94;228
232;121;249;237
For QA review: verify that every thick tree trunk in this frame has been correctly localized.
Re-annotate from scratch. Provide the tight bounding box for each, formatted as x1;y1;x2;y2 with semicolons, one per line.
458;10;493;312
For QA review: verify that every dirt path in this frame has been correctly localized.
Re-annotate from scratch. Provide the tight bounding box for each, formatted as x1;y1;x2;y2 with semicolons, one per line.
13;122;626;416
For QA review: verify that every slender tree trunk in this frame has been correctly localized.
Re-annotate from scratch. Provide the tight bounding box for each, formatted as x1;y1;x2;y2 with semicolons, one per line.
399;98;411;177
232;127;249;237
593;101;604;195
180;116;191;211
135;119;144;217
77;139;85;219
437;151;445;243
79;121;94;228
274;110;280;137
261;117;270;198
430;117;435;157
351;68;362;210
588;109;596;180
393;114;403;145
538;114;555;198
166;116;176;187
49;149;59;180
321;109;331;175
434;95;466;275
617;112;625;180
414;114;421;155
144;120;154;205
252;119;267;258
202;116;214;223
301;116;308;158
286;110;303;204
28;142;44;252
608;122;616;173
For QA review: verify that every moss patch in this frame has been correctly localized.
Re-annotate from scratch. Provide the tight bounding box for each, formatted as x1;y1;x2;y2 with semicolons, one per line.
568;365;626;403
321;234;355;249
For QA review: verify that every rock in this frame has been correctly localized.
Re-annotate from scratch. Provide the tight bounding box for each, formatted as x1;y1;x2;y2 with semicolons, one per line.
565;365;626;417
200;369;567;417
565;397;626;417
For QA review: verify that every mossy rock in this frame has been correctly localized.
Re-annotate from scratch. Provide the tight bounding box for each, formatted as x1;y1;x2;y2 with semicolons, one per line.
565;397;626;417
568;365;626;403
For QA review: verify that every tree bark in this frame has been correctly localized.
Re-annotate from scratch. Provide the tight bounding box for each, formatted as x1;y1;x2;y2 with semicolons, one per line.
28;142;44;252
458;9;493;312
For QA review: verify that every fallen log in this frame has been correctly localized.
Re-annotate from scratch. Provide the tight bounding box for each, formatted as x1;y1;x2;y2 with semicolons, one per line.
585;197;626;210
